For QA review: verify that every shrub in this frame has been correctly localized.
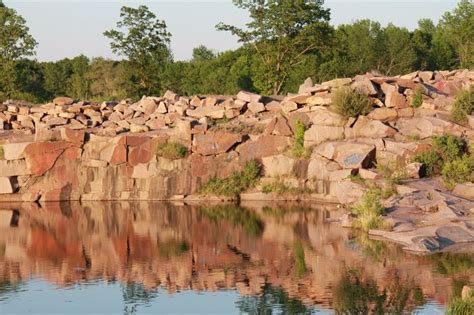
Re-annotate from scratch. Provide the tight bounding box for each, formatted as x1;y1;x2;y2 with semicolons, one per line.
376;161;408;185
442;155;473;189
291;119;310;158
156;142;188;160
413;150;443;177
262;181;291;194
411;86;424;108
199;160;262;197
333;87;372;118
350;189;390;231
451;87;474;124
0;145;3;160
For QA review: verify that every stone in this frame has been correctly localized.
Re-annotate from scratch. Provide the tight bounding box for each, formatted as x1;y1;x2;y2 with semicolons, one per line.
163;90;178;101
418;71;433;82
236;91;261;103
352;77;378;95
262;154;295;177
187;106;225;119
304;125;344;147
306;94;332;106
60;128;85;144
367;108;398;121
146;118;166;130
281;101;298;113
385;91;407;108
315;141;376;169
453;183;474;200
156;102;168;114
45;117;68;127
331;180;365;204
397;116;465;139
298;77;313;94
247;102;265;114
53;97;74;106
23;141;76;175
130;124;149;133
1;142;29;160
322;78;351;89
307;155;341;179
0;159;31;176
272;117;293;136
0;177;15;194
285;94;310;104
406;162;423;179
236;135;291;161
310;107;345;126
193;132;243;156
345;116;397;139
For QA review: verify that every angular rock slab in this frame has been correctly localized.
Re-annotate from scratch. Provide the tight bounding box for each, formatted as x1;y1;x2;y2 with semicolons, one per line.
193;132;243;156
315;141;376;169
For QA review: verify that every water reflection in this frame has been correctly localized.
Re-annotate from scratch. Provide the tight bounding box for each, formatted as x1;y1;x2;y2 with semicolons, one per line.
0;201;473;314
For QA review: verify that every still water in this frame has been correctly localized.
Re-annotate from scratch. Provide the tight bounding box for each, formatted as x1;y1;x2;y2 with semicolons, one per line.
0;201;472;314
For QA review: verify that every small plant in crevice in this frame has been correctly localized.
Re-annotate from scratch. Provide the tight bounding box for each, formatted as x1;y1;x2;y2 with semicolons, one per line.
156;141;188;160
291;119;310;158
261;180;313;195
333;87;372;118
0;145;4;160
199;160;262;197
451;87;474;124
350;189;392;232
411;86;424;108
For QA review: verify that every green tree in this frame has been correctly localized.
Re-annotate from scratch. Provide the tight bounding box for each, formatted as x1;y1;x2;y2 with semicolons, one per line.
0;1;37;98
217;0;332;95
104;5;172;97
378;24;416;75
86;58;130;101
192;45;215;61
438;0;474;68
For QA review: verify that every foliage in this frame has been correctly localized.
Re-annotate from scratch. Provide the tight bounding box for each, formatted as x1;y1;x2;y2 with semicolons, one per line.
157;240;189;258
413;149;443;177
199;204;263;236
104;5;172;97
376;161;408;186
350;189;390;231
156;142;188;160
217;0;332;95
291;120;310;158
428;253;474;276
262;181;290;194
442;155;473;189
446;296;474;315
333;87;372;118
0;145;3;160
411;86;424;108
451;87;474;124
199;160;261;197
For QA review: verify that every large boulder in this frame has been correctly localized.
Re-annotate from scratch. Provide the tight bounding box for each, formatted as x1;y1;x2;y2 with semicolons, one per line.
307;155;341;179
314;141;376;169
304;125;344;147
345;116;397;139
236;91;262;103
236;135;291;161
262;154;295;177
193;132;243;156
397;116;466;139
23;141;77;175
0;177;15;194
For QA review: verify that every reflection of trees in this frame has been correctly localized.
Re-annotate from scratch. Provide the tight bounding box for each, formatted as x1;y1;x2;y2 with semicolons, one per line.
236;283;312;315
121;282;158;315
333;269;424;315
0;280;23;302
199;204;263;236
427;253;474;275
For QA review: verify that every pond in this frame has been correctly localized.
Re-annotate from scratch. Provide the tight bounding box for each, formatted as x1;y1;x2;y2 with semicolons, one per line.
0;201;473;314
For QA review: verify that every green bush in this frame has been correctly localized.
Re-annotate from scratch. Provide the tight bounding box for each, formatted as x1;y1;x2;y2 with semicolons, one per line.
411;86;424;108
442;155;473;189
333;87;372;118
350;189;391;231
156;142;188;160
199;160;262;197
451;87;474;124
291;119;310;158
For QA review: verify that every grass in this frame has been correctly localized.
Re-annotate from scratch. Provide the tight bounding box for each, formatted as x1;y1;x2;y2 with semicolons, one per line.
347;173;366;185
446;288;474;315
261;180;312;195
333;87;373;118
199;160;261;197
156;142;188;160
376;161;408;186
451;87;474;124
350;189;392;231
442;155;473;189
0;145;3;160
411;86;424;108
291;119;310;158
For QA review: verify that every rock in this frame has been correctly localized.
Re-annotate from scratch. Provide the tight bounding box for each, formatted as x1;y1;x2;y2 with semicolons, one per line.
304;125;344;147
237;91;261;103
462;286;473;301
0;177;15;194
397;116;465;139
345;116;397;139
60;128;85;144
23;141;76;175
310;107;345;126
270;116;293;136
285;94;310;104
236;135;291;161
385;91;407;108
163;90;178;101
306;94;332;106
352;77;378;95
298;77;313;94
406;162;424;179
281;101;298;113
262;154;295;177
0;159;31;176
453;183;474;200
187;106;225;119
331;180;365;204
315;141;376;169
193;132;243;156
53;97;74;106
1;142;29;160
322;78;351;89
307;155;341;179
247;102;265;114
418;71;433;82
45;117;68;127
359;169;380;180
367;108;398;121
130;124;149;133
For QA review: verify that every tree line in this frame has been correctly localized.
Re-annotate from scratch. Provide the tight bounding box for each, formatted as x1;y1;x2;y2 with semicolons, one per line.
0;0;472;103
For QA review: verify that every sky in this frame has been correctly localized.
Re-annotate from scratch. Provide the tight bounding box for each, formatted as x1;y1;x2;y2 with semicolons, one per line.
4;0;460;62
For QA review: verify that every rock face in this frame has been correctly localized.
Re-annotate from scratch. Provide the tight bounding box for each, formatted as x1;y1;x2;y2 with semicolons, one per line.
0;68;472;205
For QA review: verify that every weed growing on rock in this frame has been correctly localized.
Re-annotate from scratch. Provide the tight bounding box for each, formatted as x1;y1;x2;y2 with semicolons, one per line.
333;87;372;118
451;87;474;124
261;180;312;195
199;160;262;197
376;162;408;185
291;120;310;158
0;145;3;160
156;142;188;160
350;189;391;231
411;86;424;108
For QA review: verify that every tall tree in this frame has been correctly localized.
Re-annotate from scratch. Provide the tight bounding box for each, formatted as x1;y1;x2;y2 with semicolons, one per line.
217;0;332;95
0;0;37;98
104;5;172;97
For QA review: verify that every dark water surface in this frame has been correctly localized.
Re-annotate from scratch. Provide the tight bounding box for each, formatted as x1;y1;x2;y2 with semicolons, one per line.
0;201;472;314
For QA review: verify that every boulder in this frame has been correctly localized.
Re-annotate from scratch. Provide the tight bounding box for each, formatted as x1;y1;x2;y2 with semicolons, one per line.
397;116;465;139
385;90;407;108
1;142;29;160
23;141;77;175
247;102;265;114
322;78;351;89
310;107;345;126
352;77;378;95
53;97;74;106
406;162;424;179
367;108;398;121
453;183;474;200
262;154;295;177
237;91;262;103
236;135;291;161
0;159;31;176
306;94;332;106
314;141;376;169
193;132;243;156
307;155;341;179
304;125;344;147
345;116;397;139
0;177;15;194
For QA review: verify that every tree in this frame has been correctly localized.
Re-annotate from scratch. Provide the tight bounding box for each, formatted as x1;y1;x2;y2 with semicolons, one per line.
192;45;215;61
0;1;37;98
217;0;332;95
86;58;130;101
437;0;473;68
104;5;172;97
377;24;416;75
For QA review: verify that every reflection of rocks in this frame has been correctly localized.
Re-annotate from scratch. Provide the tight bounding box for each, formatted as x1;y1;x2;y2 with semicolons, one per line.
0;201;473;311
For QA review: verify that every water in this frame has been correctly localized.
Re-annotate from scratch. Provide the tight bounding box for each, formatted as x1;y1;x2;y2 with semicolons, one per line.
0;201;472;314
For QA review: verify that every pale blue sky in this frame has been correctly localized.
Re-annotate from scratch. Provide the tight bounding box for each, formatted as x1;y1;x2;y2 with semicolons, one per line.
5;0;460;62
